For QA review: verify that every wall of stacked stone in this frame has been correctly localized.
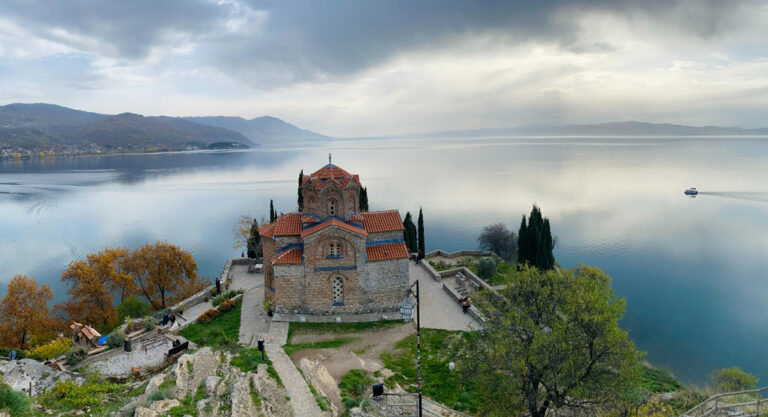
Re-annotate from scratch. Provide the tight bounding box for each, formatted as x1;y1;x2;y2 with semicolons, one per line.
174;293;244;332
438;267;495;293
168;259;233;320
419;261;442;282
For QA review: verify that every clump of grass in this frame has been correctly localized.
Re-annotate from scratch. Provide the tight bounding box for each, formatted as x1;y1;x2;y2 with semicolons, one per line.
230;348;283;388
339;370;374;416
283;337;356;356
641;365;683;393
287;320;403;341
309;384;328;411
167;382;208;417
0;384;32;417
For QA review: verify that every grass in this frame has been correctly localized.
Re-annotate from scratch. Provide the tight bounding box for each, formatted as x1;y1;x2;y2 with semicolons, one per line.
309;384;329;411
35;374;145;416
353;344;374;355
287;320;403;341
641;365;683;393
230;348;284;388
167;382;208;417
429;258;515;286
0;384;32;417
338;370;374;416
180;299;242;348
283;337;357;356
381;328;480;413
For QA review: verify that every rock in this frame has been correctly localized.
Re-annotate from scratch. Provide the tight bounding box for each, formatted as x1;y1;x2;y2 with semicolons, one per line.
299;358;340;416
135;399;182;417
176;348;221;395
252;364;293;417
145;373;165;396
231;374;258;417
0;358;84;395
204;375;220;395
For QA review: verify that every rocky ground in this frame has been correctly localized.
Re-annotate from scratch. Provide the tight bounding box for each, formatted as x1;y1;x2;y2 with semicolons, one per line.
0;358;84;396
112;347;293;417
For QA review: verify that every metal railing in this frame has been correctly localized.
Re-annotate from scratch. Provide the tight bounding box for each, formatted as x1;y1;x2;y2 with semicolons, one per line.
682;386;768;417
380;393;473;417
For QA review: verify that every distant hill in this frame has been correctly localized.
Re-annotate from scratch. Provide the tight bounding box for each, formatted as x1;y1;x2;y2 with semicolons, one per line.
0;103;254;152
185;115;327;144
382;121;768;139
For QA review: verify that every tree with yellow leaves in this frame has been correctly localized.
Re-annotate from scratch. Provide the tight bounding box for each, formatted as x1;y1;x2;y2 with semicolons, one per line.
0;275;54;349
59;257;118;330
87;247;135;303
125;241;205;309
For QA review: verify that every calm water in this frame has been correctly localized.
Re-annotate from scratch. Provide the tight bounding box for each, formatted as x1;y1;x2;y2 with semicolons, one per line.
2;136;768;385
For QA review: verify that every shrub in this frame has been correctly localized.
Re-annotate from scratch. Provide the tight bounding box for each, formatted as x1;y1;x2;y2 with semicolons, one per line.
211;294;226;307
476;257;497;280
713;367;759;392
197;309;221;324
218;299;236;312
212;289;243;307
0;348;26;360
106;331;126;348
0;384;32;417
37;377;121;411
65;346;89;366
143;317;158;331
116;296;150;322
338;370;374;410
27;338;72;361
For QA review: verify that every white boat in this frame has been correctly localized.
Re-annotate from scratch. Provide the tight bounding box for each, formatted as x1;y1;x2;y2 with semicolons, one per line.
684;187;698;195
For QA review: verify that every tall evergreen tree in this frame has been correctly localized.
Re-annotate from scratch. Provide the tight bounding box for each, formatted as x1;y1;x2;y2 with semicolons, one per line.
359;186;369;211
269;200;276;223
517;216;528;266
298;170;304;211
517;205;555;270
403;212;417;252
417;208;425;256
247;219;262;259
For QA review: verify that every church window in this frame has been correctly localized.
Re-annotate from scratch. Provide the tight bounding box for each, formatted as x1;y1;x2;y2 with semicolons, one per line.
332;277;344;305
329;199;336;216
328;242;343;257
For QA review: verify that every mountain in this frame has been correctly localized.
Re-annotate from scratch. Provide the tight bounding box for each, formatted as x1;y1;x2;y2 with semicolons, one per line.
0;103;254;152
185;115;327;144
382;121;768;139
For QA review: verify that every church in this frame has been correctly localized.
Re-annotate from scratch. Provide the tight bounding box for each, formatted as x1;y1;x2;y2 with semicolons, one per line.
259;159;410;314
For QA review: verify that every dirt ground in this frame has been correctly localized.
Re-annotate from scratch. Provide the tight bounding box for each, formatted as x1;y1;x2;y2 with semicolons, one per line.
288;323;415;411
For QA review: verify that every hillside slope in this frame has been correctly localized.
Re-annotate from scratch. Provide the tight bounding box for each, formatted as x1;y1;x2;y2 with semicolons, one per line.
186;115;327;144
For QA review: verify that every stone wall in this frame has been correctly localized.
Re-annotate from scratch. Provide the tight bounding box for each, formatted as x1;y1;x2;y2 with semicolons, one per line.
424;249;490;259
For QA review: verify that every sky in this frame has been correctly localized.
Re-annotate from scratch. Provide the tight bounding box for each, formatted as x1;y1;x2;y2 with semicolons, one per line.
1;0;767;137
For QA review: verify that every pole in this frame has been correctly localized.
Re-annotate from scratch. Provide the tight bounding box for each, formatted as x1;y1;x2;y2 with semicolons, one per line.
416;280;422;417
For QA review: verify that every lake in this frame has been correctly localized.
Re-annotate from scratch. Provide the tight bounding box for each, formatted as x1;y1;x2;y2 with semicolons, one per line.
2;136;768;385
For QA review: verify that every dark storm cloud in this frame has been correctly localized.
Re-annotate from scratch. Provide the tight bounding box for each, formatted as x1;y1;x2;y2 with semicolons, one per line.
0;0;755;87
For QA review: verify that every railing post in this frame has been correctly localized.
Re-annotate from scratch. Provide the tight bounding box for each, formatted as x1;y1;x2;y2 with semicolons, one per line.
714;398;718;416
756;390;760;417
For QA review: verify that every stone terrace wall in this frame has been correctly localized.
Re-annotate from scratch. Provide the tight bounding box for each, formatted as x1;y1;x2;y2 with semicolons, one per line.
424;249;490;259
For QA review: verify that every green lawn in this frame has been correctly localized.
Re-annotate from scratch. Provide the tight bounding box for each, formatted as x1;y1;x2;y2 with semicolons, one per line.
381;329;480;413
230;348;283;388
429;258;515;285
286;320;403;342
179;300;242;348
283;337;357;356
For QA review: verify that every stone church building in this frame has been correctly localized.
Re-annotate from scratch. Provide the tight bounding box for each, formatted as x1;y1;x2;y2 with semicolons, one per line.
259;161;410;314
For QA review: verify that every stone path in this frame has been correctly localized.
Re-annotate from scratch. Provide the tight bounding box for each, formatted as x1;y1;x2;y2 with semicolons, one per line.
409;262;482;330
266;342;323;416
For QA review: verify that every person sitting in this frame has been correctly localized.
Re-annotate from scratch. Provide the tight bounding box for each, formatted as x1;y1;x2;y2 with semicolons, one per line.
462;297;472;314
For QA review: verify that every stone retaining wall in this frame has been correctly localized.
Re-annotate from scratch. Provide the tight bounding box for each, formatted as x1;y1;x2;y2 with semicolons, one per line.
442;283;487;324
424;249;490;259
438;267;496;293
174;293;244;332
419;260;442;282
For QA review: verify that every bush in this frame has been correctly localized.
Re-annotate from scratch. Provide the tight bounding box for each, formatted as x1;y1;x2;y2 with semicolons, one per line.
65;346;89;366
476;257;497;280
212;289;243;307
106;331;126;348
0;347;26;360
218;299;236;312
0;383;32;417
338;370;374;410
197;309;221;324
116;296;150;322
27;338;72;361
143;317;158;331
713;367;759;392
37;377;121;411
211;294;226;307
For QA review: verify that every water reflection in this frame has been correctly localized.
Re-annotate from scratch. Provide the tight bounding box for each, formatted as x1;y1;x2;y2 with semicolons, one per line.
2;136;768;385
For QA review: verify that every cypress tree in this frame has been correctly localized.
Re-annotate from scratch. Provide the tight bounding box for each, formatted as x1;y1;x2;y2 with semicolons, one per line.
517;215;528;266
543;219;555;270
298;170;304;211
417;208;425;256
247;219;262;259
270;200;276;223
403;212;417;252
359;187;368;211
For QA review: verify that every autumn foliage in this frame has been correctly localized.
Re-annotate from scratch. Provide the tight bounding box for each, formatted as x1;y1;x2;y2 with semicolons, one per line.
0;275;55;349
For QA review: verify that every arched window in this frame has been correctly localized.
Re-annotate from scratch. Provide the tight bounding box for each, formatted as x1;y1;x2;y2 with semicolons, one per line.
328;241;343;257
328;199;336;216
332;277;344;305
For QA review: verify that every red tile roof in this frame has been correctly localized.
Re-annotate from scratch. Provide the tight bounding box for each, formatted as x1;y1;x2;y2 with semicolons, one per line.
301;218;368;238
259;222;276;238
366;242;410;261
361;210;403;233
273;248;303;264
302;164;361;189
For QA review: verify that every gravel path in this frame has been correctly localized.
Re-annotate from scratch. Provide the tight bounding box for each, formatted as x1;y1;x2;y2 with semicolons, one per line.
89;340;171;377
239;285;270;346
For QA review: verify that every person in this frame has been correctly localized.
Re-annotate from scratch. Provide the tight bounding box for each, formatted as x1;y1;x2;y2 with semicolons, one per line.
170;312;176;328
462;296;472;314
162;311;169;326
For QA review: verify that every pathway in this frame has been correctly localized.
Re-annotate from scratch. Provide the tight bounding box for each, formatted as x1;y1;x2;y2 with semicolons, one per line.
231;264;322;415
409;262;481;330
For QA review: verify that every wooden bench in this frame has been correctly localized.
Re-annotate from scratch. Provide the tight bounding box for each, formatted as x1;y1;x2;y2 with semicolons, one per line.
141;335;168;353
